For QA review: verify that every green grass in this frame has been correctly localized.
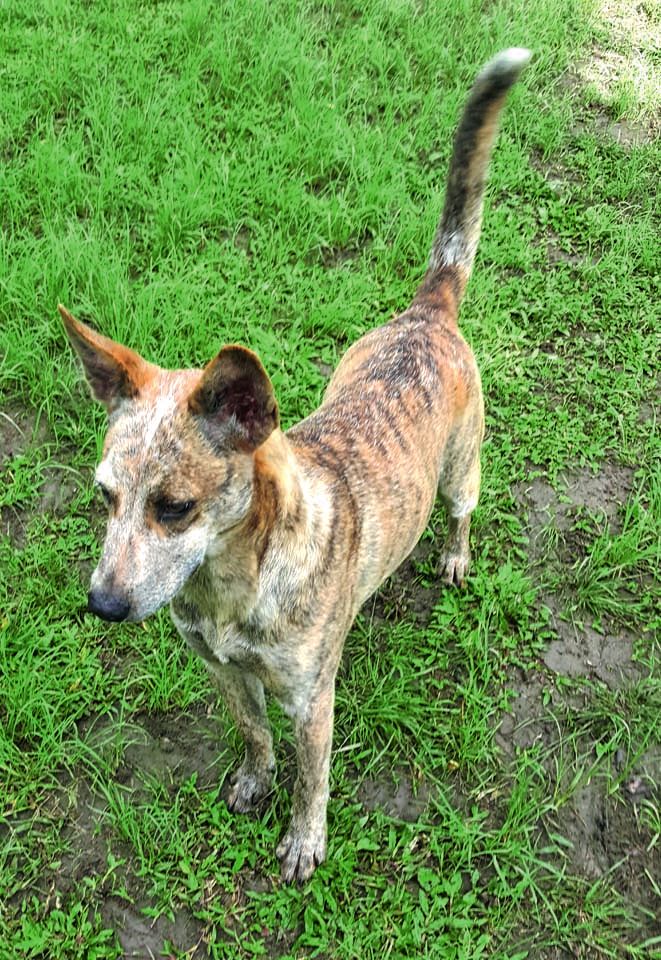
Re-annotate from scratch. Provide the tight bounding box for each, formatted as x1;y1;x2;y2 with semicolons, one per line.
1;0;659;957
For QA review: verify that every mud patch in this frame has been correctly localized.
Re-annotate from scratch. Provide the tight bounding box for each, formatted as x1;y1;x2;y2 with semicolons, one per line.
311;356;333;378
501;459;659;939
102;897;206;960
359;770;431;822
544;230;589;268
219;224;252;258
56;778;112;894
514;462;639;687
0;406;50;464
516;463;634;555
541;624;639;686
545;748;661;933
569;109;653;150
48;707;229;956
117;710;227;795
318;243;361;269
38;468;82;517
0;403;85;546
79;706;228;798
495;677;660;939
0;407;46;544
531;150;583;199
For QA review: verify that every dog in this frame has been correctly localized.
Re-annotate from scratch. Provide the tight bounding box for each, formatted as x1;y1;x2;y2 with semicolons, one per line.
61;48;530;883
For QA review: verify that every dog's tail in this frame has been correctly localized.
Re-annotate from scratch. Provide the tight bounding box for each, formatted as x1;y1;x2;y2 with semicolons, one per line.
426;48;531;299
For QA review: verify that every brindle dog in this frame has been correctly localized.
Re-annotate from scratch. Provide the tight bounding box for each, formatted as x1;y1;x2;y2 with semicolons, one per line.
62;48;531;883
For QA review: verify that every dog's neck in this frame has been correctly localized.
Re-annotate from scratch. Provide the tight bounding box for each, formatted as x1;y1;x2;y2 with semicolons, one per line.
180;429;307;627
253;429;304;531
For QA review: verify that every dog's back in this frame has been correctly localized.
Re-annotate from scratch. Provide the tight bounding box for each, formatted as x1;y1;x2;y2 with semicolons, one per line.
288;48;532;601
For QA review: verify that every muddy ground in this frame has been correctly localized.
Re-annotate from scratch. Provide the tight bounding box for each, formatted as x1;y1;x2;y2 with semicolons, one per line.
510;466;660;937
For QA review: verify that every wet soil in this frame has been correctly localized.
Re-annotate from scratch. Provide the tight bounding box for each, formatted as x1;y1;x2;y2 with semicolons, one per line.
0;404;82;546
362;460;659;944
508;462;660;939
358;770;431;822
514;463;643;687
52;706;226;958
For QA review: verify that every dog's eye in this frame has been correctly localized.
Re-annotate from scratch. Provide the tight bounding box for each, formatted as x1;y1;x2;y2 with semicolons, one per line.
157;499;196;523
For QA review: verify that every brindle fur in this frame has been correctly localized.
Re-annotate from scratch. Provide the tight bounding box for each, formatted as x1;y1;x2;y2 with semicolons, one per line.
62;50;530;883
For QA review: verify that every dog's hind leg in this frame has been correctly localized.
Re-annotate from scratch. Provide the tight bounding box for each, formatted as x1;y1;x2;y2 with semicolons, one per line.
438;401;484;587
207;662;276;812
439;506;474;587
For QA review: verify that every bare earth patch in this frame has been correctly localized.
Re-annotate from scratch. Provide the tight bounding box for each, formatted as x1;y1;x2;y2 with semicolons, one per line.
0;406;48;546
515;463;642;687
513;461;639;693
0;405;82;547
359;770;431;822
505;463;660;939
51;707;228;958
101;899;206;960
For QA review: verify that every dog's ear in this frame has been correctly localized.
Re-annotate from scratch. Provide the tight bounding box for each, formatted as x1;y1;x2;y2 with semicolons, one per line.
59;304;153;412
188;345;279;452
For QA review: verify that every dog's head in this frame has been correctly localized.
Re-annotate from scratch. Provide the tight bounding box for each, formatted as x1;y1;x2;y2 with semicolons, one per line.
60;305;278;622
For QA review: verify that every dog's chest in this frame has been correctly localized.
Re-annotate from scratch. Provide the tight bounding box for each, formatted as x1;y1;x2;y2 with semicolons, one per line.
170;593;264;663
169;594;303;710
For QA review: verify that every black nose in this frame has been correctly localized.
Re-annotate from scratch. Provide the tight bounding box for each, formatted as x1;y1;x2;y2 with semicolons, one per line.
87;588;131;622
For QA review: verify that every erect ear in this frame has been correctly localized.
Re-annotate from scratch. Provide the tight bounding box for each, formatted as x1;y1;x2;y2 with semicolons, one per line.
188;345;279;452
59;304;154;412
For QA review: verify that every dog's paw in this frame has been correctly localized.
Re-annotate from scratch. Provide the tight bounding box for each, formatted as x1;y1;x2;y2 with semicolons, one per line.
226;763;274;813
439;550;470;587
276;820;327;883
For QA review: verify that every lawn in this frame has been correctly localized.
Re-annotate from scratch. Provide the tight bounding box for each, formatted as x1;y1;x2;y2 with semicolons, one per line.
0;0;659;957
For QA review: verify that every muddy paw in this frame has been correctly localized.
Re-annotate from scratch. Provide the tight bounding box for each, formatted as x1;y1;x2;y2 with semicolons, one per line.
226;763;274;813
276;821;327;883
439;551;470;587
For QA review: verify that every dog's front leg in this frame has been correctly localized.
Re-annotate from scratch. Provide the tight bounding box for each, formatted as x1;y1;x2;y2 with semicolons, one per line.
207;661;276;812
277;682;335;883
